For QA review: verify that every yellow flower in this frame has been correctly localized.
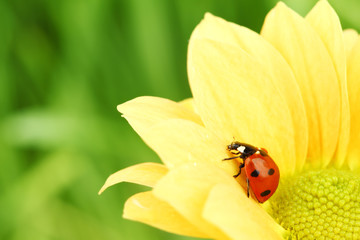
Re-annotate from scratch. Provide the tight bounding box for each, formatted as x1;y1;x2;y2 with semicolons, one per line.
99;1;360;239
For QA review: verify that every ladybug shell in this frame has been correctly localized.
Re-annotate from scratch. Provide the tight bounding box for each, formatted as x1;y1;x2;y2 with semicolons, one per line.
244;154;280;203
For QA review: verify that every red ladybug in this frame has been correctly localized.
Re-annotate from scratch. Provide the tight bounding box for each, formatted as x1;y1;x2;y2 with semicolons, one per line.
223;141;280;203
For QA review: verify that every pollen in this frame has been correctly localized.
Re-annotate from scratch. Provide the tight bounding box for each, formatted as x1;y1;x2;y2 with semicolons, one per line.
268;169;360;239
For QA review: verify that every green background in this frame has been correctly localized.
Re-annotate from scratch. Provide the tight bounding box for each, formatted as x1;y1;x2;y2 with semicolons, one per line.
1;0;359;239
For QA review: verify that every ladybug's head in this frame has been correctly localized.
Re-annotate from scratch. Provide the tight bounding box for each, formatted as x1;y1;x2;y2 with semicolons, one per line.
227;141;259;157
227;141;242;155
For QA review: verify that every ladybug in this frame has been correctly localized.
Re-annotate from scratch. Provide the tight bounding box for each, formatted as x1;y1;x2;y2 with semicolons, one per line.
223;141;280;203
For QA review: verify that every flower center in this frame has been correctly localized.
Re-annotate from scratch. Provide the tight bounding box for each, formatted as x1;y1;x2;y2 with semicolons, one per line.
268;169;360;239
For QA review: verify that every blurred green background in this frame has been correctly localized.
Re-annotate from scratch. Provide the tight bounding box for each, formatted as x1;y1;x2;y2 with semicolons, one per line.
1;0;359;239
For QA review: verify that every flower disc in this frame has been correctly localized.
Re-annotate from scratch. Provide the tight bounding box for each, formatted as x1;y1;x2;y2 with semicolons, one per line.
269;169;360;239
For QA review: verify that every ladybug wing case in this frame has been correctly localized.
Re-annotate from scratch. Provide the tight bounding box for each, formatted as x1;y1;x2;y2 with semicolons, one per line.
245;155;280;203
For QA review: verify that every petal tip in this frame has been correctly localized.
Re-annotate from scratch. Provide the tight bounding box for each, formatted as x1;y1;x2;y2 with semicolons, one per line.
116;104;122;113
204;12;215;19
272;1;294;16
275;1;288;9
344;28;358;35
310;0;336;15
98;185;107;195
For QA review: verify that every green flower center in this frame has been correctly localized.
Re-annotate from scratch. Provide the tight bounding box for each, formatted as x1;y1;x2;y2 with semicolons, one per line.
268;169;360;239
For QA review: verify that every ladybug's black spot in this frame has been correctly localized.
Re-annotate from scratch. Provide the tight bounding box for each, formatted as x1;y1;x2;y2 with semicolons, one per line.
260;190;271;197
268;168;275;175
251;169;259;177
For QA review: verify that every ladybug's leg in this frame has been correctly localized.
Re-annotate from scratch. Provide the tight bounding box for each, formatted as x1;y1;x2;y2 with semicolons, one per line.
233;161;245;178
246;178;250;198
222;156;240;161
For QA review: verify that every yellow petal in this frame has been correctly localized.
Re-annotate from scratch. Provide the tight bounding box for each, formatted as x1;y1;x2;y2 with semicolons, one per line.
142;119;236;174
178;98;198;114
98;163;167;194
261;2;340;168
346;37;360;170
117;96;203;139
203;183;284;240
123;191;207;238
188;38;296;176
153;163;236;240
305;0;350;168
343;29;358;58
191;13;308;172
